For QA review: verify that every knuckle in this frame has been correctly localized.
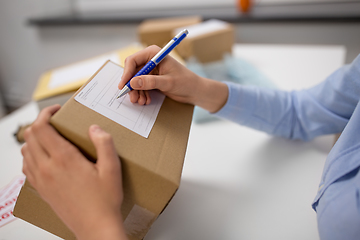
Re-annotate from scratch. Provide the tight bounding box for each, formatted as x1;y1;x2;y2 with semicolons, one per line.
22;165;32;182
31;120;43;134
38;165;50;178
34;107;53;126
21;143;28;156
59;144;75;157
22;165;27;175
124;56;130;64
129;91;139;103
148;45;161;52
166;78;175;90
43;105;55;113
148;76;157;89
23;127;32;141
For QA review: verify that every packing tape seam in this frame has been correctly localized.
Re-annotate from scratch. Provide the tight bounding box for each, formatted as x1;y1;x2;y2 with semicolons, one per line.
123;204;156;239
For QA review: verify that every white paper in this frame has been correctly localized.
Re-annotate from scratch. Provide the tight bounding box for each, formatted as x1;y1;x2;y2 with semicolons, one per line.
74;61;165;138
177;19;229;39
49;53;120;89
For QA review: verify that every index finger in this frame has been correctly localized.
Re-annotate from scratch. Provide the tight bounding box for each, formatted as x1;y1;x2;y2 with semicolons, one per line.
30;105;68;155
118;45;161;89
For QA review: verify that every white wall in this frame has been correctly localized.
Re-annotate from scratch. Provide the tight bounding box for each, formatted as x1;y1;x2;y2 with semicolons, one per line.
0;0;360;116
0;0;138;113
0;0;42;112
74;0;359;14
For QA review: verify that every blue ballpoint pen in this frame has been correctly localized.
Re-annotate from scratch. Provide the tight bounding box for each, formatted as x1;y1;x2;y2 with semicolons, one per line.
117;29;189;99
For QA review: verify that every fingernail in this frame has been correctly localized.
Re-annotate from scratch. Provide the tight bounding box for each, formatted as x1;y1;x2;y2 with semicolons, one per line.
137;77;143;88
90;124;102;132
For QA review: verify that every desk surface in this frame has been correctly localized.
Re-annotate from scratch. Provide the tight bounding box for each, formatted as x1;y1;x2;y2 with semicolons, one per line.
0;44;346;240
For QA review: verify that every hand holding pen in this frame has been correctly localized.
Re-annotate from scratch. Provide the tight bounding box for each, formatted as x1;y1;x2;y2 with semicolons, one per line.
118;32;229;113
117;29;188;99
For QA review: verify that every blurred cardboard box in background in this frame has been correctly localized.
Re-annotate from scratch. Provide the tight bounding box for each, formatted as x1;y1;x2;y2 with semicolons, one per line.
138;16;202;47
174;19;234;63
138;17;234;63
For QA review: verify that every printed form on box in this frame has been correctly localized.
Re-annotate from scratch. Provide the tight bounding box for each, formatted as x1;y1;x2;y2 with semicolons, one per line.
74;61;165;138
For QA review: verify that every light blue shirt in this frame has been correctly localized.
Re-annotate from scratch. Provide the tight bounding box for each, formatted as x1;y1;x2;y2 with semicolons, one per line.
214;54;360;239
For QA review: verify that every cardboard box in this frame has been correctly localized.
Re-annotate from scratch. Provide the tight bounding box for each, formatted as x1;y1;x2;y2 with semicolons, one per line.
174;19;234;63
138;16;202;47
14;62;194;240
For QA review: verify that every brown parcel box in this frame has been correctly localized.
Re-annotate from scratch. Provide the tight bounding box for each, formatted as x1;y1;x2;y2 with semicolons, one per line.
174;20;234;63
138;16;201;47
14;61;194;240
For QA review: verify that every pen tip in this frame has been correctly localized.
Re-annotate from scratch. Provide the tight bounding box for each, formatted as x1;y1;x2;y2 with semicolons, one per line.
117;86;130;99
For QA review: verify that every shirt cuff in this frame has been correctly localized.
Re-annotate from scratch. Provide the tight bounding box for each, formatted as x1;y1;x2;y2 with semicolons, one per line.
212;81;256;125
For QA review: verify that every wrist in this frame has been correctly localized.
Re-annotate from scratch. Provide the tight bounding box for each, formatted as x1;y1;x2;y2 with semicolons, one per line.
194;77;229;113
75;214;128;240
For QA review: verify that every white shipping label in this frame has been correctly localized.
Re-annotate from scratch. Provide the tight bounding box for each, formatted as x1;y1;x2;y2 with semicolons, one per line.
74;61;165;138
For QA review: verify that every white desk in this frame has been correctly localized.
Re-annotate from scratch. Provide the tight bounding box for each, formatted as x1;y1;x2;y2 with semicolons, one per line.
0;44;346;240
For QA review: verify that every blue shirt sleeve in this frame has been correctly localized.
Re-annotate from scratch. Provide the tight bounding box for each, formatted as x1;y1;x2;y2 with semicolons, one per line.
214;54;360;141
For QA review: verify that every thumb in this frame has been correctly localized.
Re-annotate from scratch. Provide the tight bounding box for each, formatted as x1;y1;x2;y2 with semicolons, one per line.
89;125;121;175
130;75;172;92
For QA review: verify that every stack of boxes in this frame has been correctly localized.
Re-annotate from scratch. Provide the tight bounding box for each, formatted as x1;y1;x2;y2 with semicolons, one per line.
138;16;235;63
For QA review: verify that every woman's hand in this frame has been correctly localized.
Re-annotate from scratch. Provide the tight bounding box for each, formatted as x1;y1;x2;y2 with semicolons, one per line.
21;105;128;240
119;45;202;105
118;45;229;113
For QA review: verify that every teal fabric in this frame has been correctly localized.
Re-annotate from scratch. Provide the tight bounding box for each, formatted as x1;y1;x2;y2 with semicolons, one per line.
186;55;275;123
